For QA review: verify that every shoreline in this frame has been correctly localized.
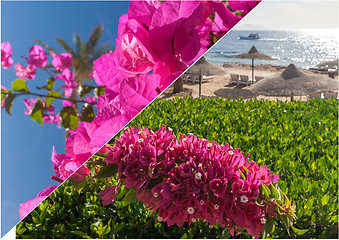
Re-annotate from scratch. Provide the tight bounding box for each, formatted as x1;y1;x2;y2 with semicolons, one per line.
160;62;338;102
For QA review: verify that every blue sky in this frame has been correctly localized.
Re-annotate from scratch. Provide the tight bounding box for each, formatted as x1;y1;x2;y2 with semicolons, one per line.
1;1;130;235
236;0;339;30
1;0;338;237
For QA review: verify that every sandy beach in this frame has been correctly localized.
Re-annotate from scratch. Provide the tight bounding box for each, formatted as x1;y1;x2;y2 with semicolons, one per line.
160;62;339;102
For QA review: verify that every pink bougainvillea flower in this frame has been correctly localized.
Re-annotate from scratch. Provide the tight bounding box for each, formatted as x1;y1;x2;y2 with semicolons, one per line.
66;121;98;164
62;100;75;107
55;68;77;98
84;96;96;104
149;1;202;63
1;41;14;69
120;74;160;114
19;185;58;220
97;185;119;206
127;1;161;28
43;114;60;125
92;50;138;92
228;1;259;15
90;109;132;154
44;104;60;125
14;63;36;80
22;98;37;115
50;52;72;71
51;147;90;183
26;45;47;69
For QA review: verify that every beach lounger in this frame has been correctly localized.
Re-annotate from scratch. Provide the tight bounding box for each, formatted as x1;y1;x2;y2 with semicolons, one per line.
183;74;197;83
230;74;240;84
239;75;250;86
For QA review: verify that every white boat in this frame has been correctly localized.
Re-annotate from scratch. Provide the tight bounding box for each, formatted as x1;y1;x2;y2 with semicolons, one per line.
239;33;260;40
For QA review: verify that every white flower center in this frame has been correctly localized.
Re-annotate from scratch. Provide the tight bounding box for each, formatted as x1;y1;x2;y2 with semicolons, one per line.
138;138;144;143
200;200;204;205
195;172;202;180
187;207;194;214
261;218;267;224
157;216;163;221
198;163;202;168
214;204;219;210
228;151;234;155
240;195;248;203
153;193;158;198
191;218;196;223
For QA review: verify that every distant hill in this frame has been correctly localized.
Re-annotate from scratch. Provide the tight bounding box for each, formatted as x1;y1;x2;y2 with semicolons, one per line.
234;24;273;30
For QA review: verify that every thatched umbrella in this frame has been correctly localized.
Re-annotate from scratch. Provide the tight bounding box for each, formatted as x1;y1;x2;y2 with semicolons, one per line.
250;64;338;96
187;56;227;76
234;46;273;82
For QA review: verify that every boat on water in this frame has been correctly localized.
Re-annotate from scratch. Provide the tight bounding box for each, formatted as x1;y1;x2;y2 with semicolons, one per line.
239;33;260;40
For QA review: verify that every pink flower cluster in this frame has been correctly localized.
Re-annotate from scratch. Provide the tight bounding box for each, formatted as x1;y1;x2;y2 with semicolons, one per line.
1;42;14;69
14;45;47;80
23;98;61;125
101;126;279;238
14;63;37;80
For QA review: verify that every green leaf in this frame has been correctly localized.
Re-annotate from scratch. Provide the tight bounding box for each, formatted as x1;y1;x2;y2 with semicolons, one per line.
1;88;7;100
80;103;95;122
321;194;329;206
4;91;16;115
93;164;118;179
280;215;291;235
71;230;90;239
291;225;309;235
98;225;110;236
94;86;105;97
45;91;61;108
260;183;271;200
12;79;29;92
37;78;55;91
29;99;44;125
15;221;27;235
78;84;95;98
59;106;79;130
71;179;86;194
124;188;137;205
264;216;274;235
269;183;280;200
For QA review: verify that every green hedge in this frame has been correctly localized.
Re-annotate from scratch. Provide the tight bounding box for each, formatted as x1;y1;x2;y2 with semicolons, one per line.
17;97;338;238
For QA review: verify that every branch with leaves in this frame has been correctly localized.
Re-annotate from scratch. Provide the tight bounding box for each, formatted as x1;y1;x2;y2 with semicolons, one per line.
1;25;110;129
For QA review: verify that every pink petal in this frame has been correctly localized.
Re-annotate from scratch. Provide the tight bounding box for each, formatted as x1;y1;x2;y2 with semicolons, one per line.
120;74;160;114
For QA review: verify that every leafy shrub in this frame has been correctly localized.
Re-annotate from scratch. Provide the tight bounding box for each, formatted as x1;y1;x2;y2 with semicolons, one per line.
17;97;338;238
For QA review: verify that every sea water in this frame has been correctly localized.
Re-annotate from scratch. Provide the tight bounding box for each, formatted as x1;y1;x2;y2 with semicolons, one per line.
205;29;339;69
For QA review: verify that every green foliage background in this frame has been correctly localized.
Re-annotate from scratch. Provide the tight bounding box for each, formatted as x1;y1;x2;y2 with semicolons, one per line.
17;97;338;238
